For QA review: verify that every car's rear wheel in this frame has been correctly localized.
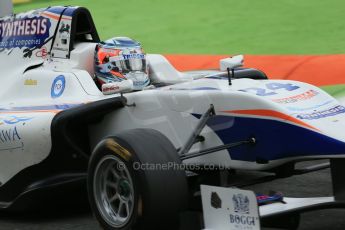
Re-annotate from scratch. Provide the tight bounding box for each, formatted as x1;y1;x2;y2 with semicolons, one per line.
88;129;188;230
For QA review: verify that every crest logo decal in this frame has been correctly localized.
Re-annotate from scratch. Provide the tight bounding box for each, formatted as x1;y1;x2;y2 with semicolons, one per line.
232;194;250;214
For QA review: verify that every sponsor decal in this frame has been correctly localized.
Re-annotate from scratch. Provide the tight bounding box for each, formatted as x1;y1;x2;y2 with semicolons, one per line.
201;185;260;230
103;85;120;93
0;116;32;151
296;105;345;120
106;139;132;161
51;75;66;98
56;22;71;51
106;52;145;62
58;22;70;34
0;126;21;143
273;89;319;104
35;46;48;58
233;194;250;214
230;194;256;227
0;16;51;49
122;53;145;60
210;192;222;209
0;126;23;151
24;79;37;86
229;214;256;227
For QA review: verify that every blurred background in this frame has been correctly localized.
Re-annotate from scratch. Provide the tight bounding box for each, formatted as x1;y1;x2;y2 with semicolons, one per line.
13;0;345;55
12;0;345;98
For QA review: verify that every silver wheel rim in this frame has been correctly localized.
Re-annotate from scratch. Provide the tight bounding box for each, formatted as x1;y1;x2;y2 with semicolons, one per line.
93;155;134;228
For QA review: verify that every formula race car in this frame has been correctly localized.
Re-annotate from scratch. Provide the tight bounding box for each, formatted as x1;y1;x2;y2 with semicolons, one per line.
1;2;345;230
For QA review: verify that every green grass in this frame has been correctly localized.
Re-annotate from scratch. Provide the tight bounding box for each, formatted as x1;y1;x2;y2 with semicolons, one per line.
14;0;345;55
321;85;345;98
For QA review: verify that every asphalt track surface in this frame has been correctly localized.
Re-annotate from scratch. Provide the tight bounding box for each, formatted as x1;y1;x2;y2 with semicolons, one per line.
0;161;345;230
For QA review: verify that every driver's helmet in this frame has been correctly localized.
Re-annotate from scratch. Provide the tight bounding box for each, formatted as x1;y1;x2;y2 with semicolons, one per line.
94;37;149;90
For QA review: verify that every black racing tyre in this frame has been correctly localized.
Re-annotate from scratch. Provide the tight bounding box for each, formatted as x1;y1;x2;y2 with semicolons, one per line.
87;129;188;230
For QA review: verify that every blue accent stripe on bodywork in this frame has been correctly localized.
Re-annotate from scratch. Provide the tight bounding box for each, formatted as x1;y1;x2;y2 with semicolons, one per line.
0;104;83;112
46;7;67;15
199;115;345;162
46;7;75;16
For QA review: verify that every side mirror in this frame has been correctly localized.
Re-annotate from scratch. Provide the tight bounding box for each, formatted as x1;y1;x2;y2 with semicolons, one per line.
102;80;134;95
219;55;244;71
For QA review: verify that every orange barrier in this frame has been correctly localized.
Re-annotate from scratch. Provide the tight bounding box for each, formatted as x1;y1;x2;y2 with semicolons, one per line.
165;54;345;87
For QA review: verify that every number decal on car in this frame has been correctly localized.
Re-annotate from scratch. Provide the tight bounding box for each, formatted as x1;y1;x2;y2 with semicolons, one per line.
240;83;300;96
265;83;300;91
239;87;277;96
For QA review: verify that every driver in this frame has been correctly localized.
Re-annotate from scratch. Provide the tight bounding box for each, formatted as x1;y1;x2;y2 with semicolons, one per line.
94;37;150;94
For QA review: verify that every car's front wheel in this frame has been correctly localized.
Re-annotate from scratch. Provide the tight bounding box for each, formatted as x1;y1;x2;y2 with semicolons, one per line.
87;129;188;230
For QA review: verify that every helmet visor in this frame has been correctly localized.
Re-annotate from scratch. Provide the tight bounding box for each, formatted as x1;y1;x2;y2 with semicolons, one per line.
110;52;147;73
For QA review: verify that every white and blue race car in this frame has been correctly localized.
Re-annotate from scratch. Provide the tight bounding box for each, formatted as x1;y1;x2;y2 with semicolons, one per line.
0;2;345;230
